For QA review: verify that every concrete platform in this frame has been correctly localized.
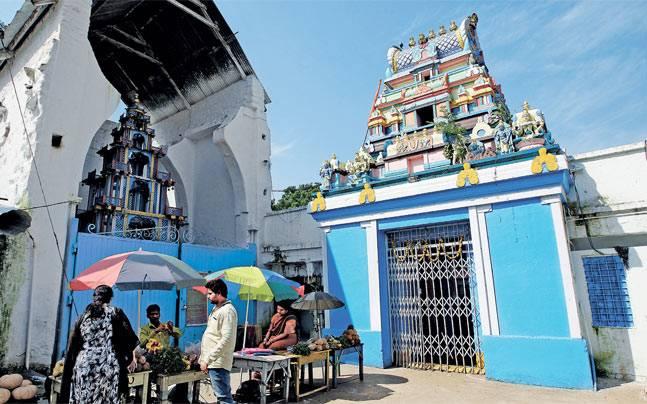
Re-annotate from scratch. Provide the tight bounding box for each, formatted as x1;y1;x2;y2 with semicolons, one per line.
197;364;646;403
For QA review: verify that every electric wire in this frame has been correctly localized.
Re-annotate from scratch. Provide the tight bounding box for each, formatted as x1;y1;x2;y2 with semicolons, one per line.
1;36;79;316
570;170;604;256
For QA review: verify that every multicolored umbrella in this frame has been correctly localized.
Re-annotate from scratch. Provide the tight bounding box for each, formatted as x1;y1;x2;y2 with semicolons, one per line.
69;249;203;329
69;249;203;291
198;266;304;302
197;266;304;348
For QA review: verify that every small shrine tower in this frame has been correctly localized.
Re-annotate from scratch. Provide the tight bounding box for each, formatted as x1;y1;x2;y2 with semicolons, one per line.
78;92;185;239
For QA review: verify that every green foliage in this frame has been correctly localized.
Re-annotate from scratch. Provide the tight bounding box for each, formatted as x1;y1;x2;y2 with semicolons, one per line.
437;113;467;163
289;342;311;356
442;144;454;161
271;183;321;211
148;347;186;375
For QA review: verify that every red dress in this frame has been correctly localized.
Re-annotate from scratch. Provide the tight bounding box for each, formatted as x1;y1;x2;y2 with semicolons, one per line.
260;313;298;350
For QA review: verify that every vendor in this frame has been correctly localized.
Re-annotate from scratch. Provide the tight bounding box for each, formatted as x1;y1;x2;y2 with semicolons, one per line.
139;304;182;349
259;300;298;350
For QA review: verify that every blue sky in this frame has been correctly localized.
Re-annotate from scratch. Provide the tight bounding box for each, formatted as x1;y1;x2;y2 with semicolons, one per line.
2;1;646;192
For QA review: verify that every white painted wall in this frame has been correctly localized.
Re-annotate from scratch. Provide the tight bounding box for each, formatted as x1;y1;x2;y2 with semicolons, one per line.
0;0;120;367
567;141;647;381
154;76;273;250
261;207;322;267
0;0;273;368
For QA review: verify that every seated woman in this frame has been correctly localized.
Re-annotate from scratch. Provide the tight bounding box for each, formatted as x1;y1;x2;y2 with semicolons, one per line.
259;300;298;350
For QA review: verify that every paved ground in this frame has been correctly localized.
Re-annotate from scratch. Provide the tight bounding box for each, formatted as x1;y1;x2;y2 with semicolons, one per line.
198;365;646;403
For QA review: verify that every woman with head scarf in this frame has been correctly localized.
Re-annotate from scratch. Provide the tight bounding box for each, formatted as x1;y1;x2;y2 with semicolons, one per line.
259;300;298;350
60;285;139;403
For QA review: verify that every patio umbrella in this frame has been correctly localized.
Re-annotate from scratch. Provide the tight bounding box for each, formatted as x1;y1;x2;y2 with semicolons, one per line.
199;266;304;349
291;291;345;338
69;248;203;328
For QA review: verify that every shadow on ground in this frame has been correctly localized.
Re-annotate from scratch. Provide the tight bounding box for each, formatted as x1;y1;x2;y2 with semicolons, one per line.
307;373;408;402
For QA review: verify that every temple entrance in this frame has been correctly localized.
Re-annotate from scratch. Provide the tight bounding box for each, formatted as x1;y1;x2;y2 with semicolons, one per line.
386;221;484;373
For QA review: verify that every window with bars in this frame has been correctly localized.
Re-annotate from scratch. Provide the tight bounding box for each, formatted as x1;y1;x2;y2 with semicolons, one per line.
582;255;633;328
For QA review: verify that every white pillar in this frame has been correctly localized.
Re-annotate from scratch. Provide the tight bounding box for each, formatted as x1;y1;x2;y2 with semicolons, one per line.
470;204;499;335
361;220;381;331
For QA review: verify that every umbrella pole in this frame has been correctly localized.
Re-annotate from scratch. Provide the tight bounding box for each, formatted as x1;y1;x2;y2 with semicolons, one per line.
137;289;142;332
242;293;250;350
239;292;251;385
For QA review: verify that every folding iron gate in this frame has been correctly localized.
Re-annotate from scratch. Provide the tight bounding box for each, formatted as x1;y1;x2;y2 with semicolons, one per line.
386;221;484;373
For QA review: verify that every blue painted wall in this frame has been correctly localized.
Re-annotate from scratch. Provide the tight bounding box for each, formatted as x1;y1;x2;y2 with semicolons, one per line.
180;243;257;347
483;336;594;389
58;228;179;358
486;199;569;337
325;224;370;331
57;226;258;357
483;199;594;389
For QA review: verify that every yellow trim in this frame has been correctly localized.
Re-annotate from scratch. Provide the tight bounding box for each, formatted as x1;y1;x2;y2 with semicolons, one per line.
456;163;479;187
311;192;326;212
359;183;376;204
531;147;558;174
456;30;464;49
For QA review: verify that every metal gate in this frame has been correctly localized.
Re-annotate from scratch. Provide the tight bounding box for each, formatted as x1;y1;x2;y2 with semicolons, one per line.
386;220;484;373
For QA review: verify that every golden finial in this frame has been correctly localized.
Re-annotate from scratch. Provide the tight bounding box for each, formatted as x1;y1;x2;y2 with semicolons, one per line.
439;25;447;35
418;33;427;45
450;21;458;31
428;29;436;40
409;36;416;47
523;100;530;111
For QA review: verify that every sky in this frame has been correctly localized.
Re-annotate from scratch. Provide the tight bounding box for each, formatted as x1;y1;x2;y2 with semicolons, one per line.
2;1;646;192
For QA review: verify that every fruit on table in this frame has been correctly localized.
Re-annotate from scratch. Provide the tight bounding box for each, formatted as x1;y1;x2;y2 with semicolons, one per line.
0;388;10;404
11;385;37;401
0;374;23;390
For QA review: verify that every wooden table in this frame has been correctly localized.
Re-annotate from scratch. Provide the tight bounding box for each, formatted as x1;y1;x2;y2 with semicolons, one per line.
233;353;292;404
155;370;207;404
49;370;152;404
330;343;364;388
283;350;330;401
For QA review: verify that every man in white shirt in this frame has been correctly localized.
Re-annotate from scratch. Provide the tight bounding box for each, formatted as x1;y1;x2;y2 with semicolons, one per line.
199;279;238;403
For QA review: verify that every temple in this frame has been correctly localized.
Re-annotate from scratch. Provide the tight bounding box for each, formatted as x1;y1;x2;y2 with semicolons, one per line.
78;92;185;239
320;13;554;191
311;13;595;389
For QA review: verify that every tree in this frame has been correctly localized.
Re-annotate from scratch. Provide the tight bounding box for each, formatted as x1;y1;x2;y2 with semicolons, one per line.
271;183;321;211
436;113;467;164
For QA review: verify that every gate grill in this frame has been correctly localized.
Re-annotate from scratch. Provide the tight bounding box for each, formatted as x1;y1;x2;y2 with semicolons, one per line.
386;221;484;373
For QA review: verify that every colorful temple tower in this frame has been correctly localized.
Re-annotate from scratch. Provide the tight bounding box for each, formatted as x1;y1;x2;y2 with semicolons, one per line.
79;92;185;239
312;14;594;390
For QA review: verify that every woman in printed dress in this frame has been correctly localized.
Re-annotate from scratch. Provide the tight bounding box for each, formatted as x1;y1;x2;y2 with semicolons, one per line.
60;285;139;403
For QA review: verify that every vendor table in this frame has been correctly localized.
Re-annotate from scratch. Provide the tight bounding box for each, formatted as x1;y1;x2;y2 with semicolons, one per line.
155;370;207;404
233;353;292;403
330;343;364;388
283;350;330;401
49;370;152;404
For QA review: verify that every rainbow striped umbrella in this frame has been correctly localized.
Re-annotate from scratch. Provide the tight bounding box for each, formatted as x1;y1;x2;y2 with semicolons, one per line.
70;249;203;291
200;266;303;348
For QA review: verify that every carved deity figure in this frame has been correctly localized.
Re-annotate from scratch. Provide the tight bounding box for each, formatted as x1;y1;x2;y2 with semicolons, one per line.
494;122;515;154
319;160;333;190
329;153;339;170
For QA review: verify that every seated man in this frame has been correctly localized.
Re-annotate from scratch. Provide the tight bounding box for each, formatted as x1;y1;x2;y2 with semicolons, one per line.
259;300;298;350
139;304;182;349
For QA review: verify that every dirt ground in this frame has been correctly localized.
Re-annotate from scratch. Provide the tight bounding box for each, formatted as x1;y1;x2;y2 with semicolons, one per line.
198;364;647;404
